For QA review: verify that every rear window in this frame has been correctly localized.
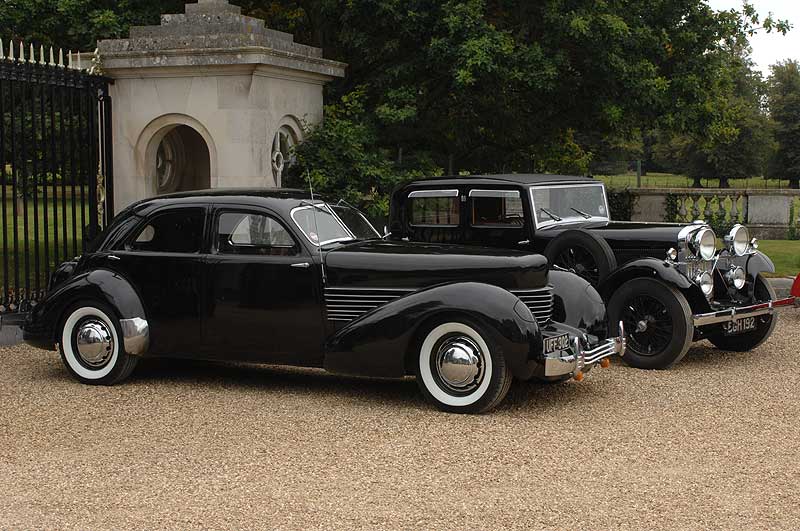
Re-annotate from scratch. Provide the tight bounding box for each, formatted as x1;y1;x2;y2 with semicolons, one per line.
409;190;460;226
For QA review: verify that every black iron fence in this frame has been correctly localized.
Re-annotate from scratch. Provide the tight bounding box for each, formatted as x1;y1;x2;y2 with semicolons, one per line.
0;41;113;314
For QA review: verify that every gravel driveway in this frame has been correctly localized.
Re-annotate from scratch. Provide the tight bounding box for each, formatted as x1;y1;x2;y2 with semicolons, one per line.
1;309;798;530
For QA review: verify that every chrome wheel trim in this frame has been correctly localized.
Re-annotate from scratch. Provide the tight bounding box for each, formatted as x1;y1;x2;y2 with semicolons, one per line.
75;319;114;368
434;335;484;393
418;323;494;407
61;307;120;380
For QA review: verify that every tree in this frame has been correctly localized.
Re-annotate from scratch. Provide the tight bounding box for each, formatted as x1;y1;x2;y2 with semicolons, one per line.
767;61;800;189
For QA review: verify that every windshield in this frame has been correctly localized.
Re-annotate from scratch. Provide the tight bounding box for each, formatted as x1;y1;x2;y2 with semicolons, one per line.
291;202;380;246
530;184;609;227
331;204;381;239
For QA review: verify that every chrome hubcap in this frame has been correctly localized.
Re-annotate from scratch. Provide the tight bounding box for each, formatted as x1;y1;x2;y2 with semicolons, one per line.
636;319;649;333
435;335;484;392
75;319;114;368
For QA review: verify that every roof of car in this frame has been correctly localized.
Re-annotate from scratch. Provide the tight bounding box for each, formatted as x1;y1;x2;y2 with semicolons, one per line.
401;174;597;187
124;188;319;217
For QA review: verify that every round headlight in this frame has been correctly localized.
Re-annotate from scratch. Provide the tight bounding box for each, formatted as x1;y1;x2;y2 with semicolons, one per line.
725;266;746;290
693;228;717;260
695;271;714;297
727;225;750;256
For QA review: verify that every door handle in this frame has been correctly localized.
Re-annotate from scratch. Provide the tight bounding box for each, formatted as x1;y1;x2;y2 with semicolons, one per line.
291;262;311;269
107;255;121;261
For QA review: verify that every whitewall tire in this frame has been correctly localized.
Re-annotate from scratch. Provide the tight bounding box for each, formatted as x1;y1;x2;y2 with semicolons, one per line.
59;303;138;385
415;321;512;414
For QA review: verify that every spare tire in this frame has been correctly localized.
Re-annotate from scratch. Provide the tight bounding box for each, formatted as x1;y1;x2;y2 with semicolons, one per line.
544;229;617;286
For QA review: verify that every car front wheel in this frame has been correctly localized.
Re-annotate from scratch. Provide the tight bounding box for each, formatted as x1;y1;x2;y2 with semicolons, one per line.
416;320;512;414
607;278;694;369
59;302;138;385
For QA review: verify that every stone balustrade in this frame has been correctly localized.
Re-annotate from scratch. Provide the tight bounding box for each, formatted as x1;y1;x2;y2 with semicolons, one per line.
628;188;800;239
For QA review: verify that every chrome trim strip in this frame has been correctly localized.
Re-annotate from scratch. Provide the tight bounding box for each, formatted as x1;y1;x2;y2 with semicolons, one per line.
468;189;521;198
119;317;149;357
693;298;795;327
408;189;459;198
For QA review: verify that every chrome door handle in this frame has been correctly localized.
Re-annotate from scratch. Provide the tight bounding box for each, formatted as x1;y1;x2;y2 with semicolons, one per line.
291;262;311;269
107;255;121;261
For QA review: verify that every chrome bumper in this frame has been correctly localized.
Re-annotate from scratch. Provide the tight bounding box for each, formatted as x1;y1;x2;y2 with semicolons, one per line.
693;297;796;327
543;321;627;377
120;317;149;356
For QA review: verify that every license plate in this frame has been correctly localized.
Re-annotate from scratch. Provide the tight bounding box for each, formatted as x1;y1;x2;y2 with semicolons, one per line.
544;333;571;355
723;316;757;336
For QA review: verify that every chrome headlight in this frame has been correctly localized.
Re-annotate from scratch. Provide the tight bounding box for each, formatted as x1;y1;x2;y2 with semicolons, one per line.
694;271;714;297
692;228;717;260
725;266;746;290
726;225;750;256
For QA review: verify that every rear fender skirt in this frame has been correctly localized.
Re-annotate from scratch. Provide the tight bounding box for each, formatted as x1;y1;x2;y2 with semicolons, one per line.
24;269;148;354
323;282;541;380
549;269;608;338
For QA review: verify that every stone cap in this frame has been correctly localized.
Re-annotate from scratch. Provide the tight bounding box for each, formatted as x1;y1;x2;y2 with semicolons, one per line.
97;0;345;79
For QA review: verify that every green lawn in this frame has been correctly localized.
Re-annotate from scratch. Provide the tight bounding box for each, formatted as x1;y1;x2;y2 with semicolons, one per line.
598;172;796;190
754;240;800;278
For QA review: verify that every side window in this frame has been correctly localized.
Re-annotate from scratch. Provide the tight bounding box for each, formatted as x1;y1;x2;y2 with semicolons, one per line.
127;208;205;253
408;190;460;226
470;190;524;227
217;212;298;256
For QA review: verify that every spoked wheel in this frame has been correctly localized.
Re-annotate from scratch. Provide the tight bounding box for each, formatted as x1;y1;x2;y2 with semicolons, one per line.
416;320;512;414
544;230;617;286
59;302;138;385
608;278;693;369
554;246;601;285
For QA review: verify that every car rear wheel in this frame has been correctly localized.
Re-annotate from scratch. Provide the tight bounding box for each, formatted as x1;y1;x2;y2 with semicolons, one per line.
416;321;511;414
708;274;777;352
607;278;694;369
59;302;138;385
544;229;617;286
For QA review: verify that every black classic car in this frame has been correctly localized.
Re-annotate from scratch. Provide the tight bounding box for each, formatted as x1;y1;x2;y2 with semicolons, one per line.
23;189;625;413
390;175;797;369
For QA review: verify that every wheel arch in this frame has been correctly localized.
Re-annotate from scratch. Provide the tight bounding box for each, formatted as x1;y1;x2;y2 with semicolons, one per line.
598;258;710;310
323;282;541;380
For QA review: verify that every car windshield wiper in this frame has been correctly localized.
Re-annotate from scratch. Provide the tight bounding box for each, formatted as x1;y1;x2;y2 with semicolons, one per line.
570;207;592;219
539;207;562;222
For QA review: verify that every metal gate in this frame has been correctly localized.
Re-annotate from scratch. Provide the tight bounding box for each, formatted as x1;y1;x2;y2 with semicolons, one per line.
0;41;113;315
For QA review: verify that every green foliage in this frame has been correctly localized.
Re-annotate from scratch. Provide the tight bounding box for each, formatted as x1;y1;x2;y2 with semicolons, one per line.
789;200;799;240
606;188;637;221
664;193;680;222
767;61;800;189
285;90;441;219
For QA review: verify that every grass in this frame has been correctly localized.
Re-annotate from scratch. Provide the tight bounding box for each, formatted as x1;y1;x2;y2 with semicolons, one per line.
597;172;797;190
754;240;800;278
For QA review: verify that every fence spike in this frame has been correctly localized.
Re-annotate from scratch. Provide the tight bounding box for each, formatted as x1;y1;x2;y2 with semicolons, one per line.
76;52;82;70
58;48;64;67
0;38;4;61
19;41;24;62
68;50;72;68
39;45;45;65
49;46;55;66
8;40;14;61
29;43;35;63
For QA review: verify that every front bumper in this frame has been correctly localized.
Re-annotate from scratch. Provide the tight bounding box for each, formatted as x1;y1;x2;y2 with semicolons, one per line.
693;297;796;327
543;321;627;378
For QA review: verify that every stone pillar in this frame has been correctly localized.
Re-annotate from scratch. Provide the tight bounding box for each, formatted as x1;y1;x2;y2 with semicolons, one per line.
97;0;346;212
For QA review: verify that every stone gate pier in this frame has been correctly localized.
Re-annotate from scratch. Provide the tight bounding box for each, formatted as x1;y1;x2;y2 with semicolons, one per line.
97;0;346;212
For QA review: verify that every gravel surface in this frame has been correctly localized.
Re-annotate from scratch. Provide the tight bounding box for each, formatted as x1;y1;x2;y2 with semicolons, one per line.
1;310;799;530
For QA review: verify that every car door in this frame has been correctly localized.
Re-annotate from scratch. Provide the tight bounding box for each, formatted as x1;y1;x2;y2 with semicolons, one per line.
202;207;325;366
99;205;208;356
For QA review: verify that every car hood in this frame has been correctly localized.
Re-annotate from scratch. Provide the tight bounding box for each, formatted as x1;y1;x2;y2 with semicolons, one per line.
324;240;548;290
538;220;687;251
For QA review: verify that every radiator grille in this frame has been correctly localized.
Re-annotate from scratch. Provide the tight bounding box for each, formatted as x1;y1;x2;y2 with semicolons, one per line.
324;287;415;322
509;287;554;326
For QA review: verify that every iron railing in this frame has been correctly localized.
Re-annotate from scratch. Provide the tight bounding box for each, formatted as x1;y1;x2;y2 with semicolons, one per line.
0;40;113;314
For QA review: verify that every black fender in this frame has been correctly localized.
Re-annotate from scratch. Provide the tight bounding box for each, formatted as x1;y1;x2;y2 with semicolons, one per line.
324;282;542;380
548;269;608;339
598;258;709;313
742;251;775;278
23;268;148;352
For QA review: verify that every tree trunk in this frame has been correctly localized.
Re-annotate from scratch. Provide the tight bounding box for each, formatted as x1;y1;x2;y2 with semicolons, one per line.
718;176;730;189
790;178;799;190
692;176;704;188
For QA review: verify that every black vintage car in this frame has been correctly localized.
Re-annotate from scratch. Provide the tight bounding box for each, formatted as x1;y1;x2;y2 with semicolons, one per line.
23;189;625;413
390;175;797;369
